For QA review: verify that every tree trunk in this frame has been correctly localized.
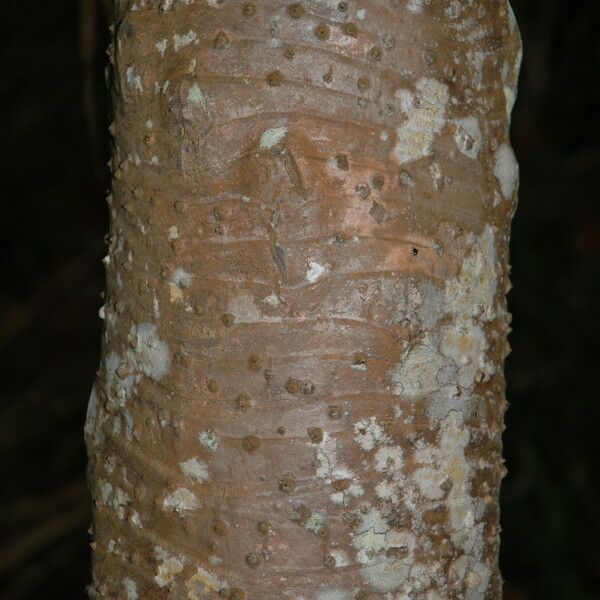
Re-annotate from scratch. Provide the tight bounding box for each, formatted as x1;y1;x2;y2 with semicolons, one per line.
85;1;521;599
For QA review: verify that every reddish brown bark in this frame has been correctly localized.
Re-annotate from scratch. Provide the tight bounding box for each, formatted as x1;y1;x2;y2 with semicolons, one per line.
86;1;521;598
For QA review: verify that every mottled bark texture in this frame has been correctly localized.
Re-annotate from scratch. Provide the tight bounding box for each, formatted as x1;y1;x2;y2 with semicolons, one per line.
85;1;521;598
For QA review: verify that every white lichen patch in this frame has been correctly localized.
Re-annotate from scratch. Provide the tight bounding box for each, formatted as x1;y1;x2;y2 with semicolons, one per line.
493;143;519;199
305;512;327;534
445;0;463;18
351;362;367;371
375;479;400;504
125;66;143;93
154;547;185;588
98;480;138;525
354;417;389;452
85;384;104;447
263;292;280;307
374;445;404;475
314;432;338;479
412;411;484;557
306;260;329;283
173;30;197;52
180;457;209;483
123;578;138;600
317;590;350;600
389;226;498;422
445;225;498;321
198;430;218;451
406;0;428;13
502;33;522;120
226;293;270;324
163;488;199;513
156;38;168;57
393;78;449;164
259;126;288;149
170;268;192;303
188;83;208;110
389;335;445;397
353;508;389;562
453;117;482;159
171;268;193;288
126;323;171;381
130;509;142;527
313;433;363;505
352;509;414;593
439;321;492;386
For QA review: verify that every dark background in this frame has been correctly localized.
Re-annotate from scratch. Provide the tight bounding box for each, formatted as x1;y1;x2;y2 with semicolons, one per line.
0;1;598;598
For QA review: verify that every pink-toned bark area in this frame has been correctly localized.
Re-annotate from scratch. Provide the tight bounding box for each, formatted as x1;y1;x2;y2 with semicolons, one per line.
85;1;521;598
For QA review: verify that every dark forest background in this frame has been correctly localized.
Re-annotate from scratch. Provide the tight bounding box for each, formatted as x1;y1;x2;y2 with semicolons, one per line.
0;1;598;598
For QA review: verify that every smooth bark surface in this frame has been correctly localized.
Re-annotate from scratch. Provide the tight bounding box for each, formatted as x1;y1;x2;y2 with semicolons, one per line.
86;1;521;598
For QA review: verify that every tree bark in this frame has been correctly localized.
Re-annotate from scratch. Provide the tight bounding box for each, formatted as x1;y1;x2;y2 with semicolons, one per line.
85;1;521;599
